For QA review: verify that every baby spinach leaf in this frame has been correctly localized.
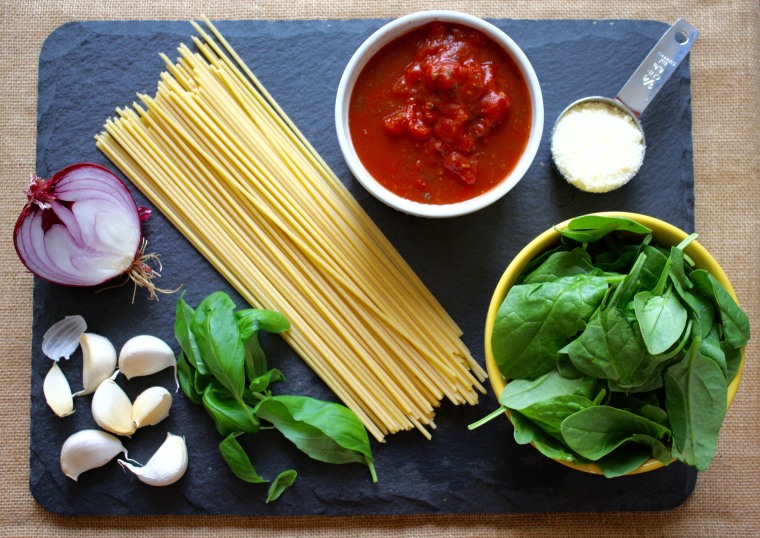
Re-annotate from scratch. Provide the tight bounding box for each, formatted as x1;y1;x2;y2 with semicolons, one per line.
556;350;586;379
596;444;653;478
192;292;247;398
564;307;645;381
593;236;641;272
690;270;750;349
509;410;541;445
519;394;595;435
218;433;268;484
510;411;587;464
634;285;688;355
637;245;669;293
560;406;671;461
492;275;608;379
664;340;727;471
699;326;727;379
556;215;652;243
203;384;260;437
499;369;597;410
723;344;744;384
522;248;594;284
266;469;298;503
255;395;377;482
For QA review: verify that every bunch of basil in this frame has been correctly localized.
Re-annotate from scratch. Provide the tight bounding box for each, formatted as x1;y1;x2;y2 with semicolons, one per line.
473;215;750;477
174;291;377;502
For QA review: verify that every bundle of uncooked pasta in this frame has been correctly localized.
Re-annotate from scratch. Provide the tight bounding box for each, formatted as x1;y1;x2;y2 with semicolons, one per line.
96;17;486;442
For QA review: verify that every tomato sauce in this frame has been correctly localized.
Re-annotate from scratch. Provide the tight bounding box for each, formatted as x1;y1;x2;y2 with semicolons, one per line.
349;22;533;205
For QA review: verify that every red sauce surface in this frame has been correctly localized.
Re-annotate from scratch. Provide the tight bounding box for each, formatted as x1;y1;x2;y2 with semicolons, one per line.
349;22;533;205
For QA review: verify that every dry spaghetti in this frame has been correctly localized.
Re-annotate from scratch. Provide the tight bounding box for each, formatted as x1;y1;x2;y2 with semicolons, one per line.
95;17;487;442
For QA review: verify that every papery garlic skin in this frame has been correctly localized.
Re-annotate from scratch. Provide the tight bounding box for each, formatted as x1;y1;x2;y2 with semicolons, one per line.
60;429;127;480
42;315;87;361
118;335;178;389
43;362;74;417
132;386;172;428
75;332;117;396
91;377;136;436
119;432;188;486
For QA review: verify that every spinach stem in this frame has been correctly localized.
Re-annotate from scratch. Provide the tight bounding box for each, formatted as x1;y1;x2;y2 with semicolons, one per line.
467;406;508;430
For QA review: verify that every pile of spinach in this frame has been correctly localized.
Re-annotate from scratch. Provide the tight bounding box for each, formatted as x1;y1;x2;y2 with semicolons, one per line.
174;291;377;502
472;215;750;477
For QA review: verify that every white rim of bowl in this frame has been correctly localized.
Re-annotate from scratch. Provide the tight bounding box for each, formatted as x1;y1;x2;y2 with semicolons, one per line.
335;10;544;218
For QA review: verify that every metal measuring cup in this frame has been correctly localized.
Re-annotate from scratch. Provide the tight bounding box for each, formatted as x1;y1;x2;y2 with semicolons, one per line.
551;19;699;192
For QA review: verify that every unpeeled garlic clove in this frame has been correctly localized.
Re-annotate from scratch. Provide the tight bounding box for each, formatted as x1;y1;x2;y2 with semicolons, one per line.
118;335;178;390
43;362;74;417
119;432;188;486
132;386;172;428
60;429;128;480
91;376;136;436
74;332;117;397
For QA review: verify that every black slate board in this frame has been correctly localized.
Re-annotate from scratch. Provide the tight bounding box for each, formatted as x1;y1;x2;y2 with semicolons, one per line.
31;18;697;516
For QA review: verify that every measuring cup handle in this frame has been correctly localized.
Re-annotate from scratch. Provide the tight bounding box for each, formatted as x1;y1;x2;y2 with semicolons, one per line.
616;19;699;117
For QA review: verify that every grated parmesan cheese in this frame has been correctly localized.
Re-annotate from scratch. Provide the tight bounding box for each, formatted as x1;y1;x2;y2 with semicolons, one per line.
551;101;645;193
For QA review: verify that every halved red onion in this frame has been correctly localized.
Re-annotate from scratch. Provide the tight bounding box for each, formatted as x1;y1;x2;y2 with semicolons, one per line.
14;163;163;296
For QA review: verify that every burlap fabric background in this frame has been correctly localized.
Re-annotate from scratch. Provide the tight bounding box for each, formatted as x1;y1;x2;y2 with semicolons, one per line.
1;1;757;536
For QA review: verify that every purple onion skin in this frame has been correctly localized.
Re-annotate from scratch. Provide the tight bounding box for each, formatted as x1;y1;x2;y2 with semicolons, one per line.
13;162;147;288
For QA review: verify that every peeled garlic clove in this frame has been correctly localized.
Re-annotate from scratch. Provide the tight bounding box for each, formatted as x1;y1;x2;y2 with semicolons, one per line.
119;335;178;389
132;386;172;428
43;362;74;417
74;332;117;397
119;432;188;486
42;315;87;361
60;429;127;480
91;376;136;436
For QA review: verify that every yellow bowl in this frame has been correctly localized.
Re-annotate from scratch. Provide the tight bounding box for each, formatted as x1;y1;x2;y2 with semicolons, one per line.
484;211;746;475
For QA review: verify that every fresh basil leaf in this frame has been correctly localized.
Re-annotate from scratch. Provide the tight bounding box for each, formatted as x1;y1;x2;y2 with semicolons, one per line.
266;469;298;503
177;351;203;405
219;434;268;483
193;292;246;398
560;406;671;461
556;215;652;243
255;395;377;482
236;308;289;380
243;331;267;381
249;368;286;393
175;293;208;375
492;275;608;380
664;340;727;471
634;285;688;355
203;384;259;437
236;308;290;338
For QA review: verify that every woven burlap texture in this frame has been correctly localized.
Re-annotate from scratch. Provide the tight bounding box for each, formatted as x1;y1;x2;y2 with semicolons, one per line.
1;1;758;536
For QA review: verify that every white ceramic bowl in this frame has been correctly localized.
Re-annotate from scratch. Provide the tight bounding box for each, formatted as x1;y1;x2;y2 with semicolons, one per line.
335;10;544;218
